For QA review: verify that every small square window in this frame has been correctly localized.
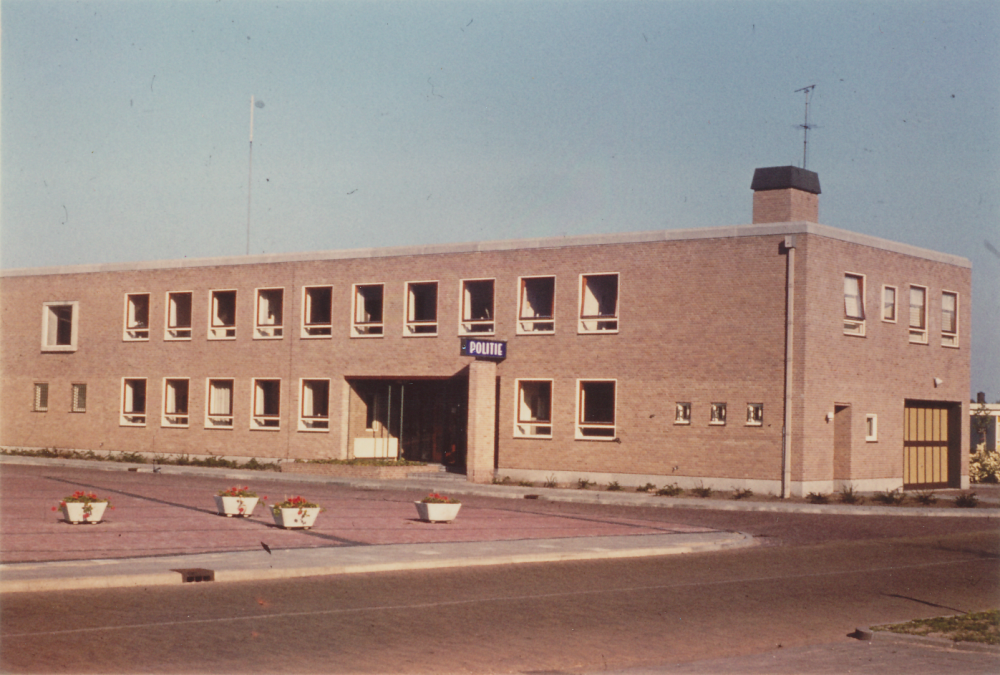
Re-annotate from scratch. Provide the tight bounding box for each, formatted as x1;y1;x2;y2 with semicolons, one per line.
710;403;727;426
865;414;878;442
460;279;495;335
674;402;691;425
299;379;330;431
352;284;384;337
576;380;616;439
206;379;234;428
941;291;958;348
405;281;438;336
166;291;193;340
121;378;147;426
124;293;150;341
515;380;552;438
908;285;928;344
209;290;237;340
41;301;78;352
252;379;281;430
746;403;763;426
517;276;555;334
33;383;49;412
579;274;619;333
302;286;333;338
254;288;284;339
71;383;87;412
162;378;190;427
881;285;897;323
843;273;866;336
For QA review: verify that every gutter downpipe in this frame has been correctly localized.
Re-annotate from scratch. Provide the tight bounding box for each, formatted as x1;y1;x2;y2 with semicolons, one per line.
782;235;796;499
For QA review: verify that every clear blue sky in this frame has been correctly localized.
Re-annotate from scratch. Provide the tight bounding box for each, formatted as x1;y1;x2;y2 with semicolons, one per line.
3;0;998;397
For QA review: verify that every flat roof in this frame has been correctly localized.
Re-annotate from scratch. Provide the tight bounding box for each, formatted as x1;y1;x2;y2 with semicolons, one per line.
0;221;971;277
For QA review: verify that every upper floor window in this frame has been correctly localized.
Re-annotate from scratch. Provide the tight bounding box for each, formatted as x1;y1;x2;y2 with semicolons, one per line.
881;285;897;323
251;378;281;430
301;286;333;338
121;378;147;426
865;413;878;442
674;402;691;425
578;274;618;333
515;379;552;438
352;284;384;337
908;285;928;344
124;293;150;341
254;288;284;339
746;403;763;426
162;378;189;427
710;402;727;426
405;281;438;336
941;291;958;348
206;379;234;428
299;379;330;431
460;279;495;335
517;276;555;334
41;301;78;352
165;291;193;340
209;290;237;340
843;273;865;336
33;383;49;412
71;383;87;413
576;379;616;439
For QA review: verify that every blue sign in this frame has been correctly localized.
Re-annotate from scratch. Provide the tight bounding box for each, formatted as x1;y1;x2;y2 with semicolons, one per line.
460;337;507;360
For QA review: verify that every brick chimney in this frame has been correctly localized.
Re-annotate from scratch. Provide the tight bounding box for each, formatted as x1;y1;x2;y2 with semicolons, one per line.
751;166;821;223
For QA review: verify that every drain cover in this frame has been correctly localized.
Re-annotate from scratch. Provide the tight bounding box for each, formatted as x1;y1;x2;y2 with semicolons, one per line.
173;568;215;583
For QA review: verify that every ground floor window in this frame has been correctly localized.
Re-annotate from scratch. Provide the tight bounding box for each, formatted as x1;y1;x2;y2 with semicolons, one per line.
515;379;552;438
299;379;330;431
252;379;281;429
206;379;234;428
121;378;147;426
162;378;190;427
33;383;48;412
576;379;616;439
746;403;763;426
710;402;727;426
674;402;691;425
71;383;87;412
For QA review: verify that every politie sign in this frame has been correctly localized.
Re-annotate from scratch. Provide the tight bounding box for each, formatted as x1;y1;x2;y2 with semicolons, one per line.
460;337;507;361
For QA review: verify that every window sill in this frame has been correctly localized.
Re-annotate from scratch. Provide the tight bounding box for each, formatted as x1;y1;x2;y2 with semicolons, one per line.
41;345;78;353
674;421;691;426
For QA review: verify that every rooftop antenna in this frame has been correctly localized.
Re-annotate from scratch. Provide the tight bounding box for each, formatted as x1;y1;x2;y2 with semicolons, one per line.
247;96;264;255
794;85;816;169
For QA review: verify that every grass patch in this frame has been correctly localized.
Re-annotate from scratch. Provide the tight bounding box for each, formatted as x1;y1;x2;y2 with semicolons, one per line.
913;490;938;506
2;447;280;471
807;492;830;504
873;489;906;505
874;610;1000;645
656;484;683;497
732;487;753;500
691;484;713;498
543;475;559;488
606;480;623;491
636;483;657;493
838;486;864;504
576;478;593;490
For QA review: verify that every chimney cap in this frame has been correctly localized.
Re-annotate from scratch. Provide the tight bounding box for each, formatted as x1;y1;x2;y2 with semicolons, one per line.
751;166;821;195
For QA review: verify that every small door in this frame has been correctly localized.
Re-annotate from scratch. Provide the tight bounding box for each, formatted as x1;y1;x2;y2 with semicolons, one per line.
903;401;959;489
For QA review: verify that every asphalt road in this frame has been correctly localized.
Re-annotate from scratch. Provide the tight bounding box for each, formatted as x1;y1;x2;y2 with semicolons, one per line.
2;514;997;674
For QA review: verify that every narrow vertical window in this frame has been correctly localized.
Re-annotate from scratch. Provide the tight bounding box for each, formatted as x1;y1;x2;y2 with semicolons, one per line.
865;414;878;442
209;290;237;340
71;383;87;412
515;380;552;438
941;291;958;347
843;273;865;336
746;403;763;426
405;281;438;335
299;379;330;431
33;383;49;412
710;403;727;426
674;402;691;425
206;379;234;428
352;284;384;336
578;274;619;333
301;286;333;338
881;285;897;322
41;301;78;351
121;378;147;426
909;285;928;344
460;279;495;334
517;276;555;334
251;379;281;429
162;379;190;427
166;291;193;340
124;293;150;340
576;380;617;439
254;288;284;338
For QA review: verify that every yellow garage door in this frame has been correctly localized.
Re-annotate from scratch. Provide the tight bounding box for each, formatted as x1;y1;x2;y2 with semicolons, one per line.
903;404;951;489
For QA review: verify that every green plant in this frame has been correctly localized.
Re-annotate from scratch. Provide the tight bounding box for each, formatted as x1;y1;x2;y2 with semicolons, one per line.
606;480;622;491
838;486;864;504
267;495;321;515
636;483;657;493
492;475;513;485
873;489;906;505
543;475;559;488
691;484;713;498
954;492;979;508
732;487;753;500
52;491;113;519
656;484;683;497
577;478;593;490
969;448;1000;484
806;492;829;504
875;610;999;645
118;451;147;464
517;480;535;487
419;493;460;505
913;490;938;505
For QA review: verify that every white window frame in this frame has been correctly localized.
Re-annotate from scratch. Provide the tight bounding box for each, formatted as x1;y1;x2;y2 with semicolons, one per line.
575;379;617;440
254;287;284;339
843;273;866;337
404;281;438;336
865;414;878;442
208;289;238;340
746;403;763;426
120;378;147;426
33;383;49;412
710;402;727;426
165;291;193;340
251;378;282;430
71;383;87;413
352;283;385;337
459;278;496;336
881;285;897;323
162;378;190;428
301;285;333;338
41;301;79;352
941;290;959;348
674;402;691;425
123;292;150;341
514;379;553;438
908;284;928;344
205;378;235;429
578;273;619;334
298;378;331;432
517;276;556;335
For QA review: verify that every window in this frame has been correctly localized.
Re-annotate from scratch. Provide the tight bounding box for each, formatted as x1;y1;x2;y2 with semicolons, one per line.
301;286;333;338
162;378;190;427
166;291;193;340
865;414;878;442
299;379;330;431
209;290;237;339
576;380;616;439
251;379;281;429
578;274;619;333
405;281;438;335
121;378;147;426
33;383;48;412
881;285;897;322
843;273;865;336
517;276;555;334
352;284;384;337
41;301;78;351
254;288;284;338
206;379;234;428
71;383;87;412
746;403;763;426
941;291;958;347
515;380;552;438
460;279;495;335
674;402;691;425
710;403;727;426
909;285;928;344
123;293;150;340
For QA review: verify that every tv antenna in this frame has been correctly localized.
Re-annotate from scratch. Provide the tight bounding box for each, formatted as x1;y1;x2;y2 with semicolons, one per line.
794;85;816;169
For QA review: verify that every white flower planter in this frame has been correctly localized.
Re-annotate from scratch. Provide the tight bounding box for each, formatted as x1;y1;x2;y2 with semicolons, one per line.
414;501;462;523
214;495;259;517
61;501;108;524
272;506;321;529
